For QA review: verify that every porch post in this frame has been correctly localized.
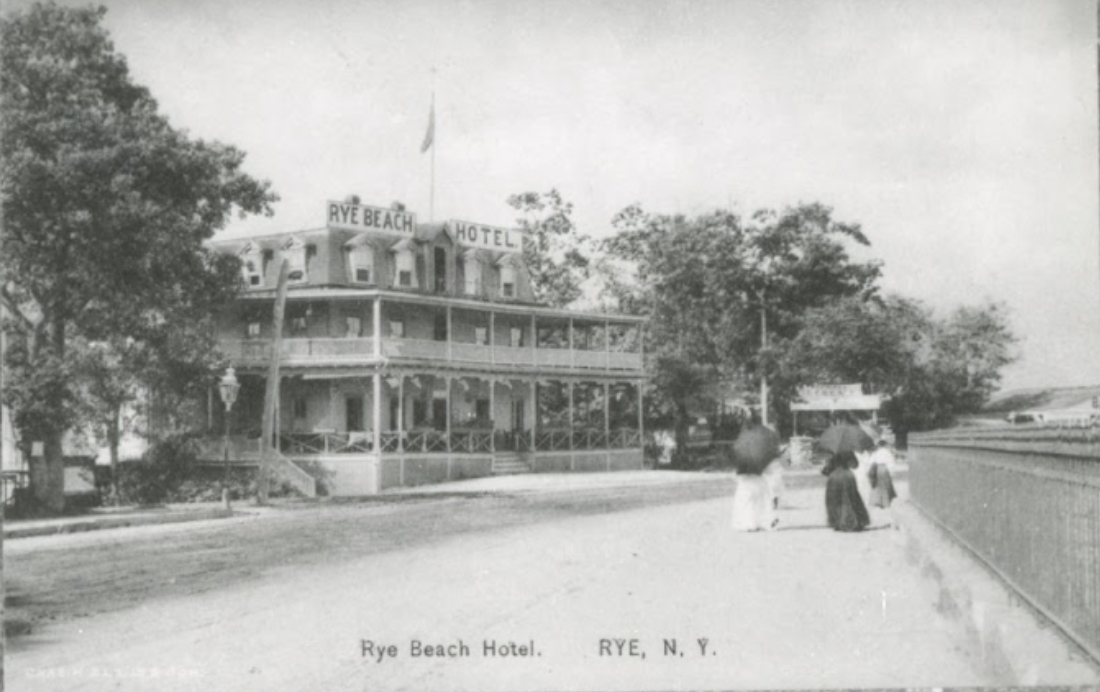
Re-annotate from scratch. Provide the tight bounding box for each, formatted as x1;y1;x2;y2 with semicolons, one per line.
397;374;405;452
531;379;538;455
530;314;537;365
446;305;452;362
568;380;575;465
607;378;616;468
569;317;574;367
605;319;611;368
445;376;452;453
489;311;495;364
489;378;496;453
373;297;382;358
372;372;382;454
604;381;611;444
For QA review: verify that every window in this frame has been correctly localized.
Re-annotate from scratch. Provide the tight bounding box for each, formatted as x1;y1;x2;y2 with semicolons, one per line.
390;320;404;338
510;327;523;348
239;243;264;287
393;242;417;289
412;399;428;427
283;238;310;283
464;255;482;296
475;399;490;420
346;316;361;337
499;255;519;294
247;322;261;338
434;247;447;293
346;239;374;284
475;327;488;346
293;397;308;420
290;315;308;334
500;264;516;298
434;314;448;342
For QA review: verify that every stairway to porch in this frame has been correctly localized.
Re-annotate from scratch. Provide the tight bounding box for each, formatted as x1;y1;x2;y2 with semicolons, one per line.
492;453;532;475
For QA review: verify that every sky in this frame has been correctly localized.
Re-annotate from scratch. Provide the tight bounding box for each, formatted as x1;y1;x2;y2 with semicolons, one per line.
15;0;1099;391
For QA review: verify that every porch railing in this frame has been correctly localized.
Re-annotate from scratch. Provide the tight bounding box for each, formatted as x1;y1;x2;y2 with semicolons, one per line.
220;337;642;371
450;430;493;454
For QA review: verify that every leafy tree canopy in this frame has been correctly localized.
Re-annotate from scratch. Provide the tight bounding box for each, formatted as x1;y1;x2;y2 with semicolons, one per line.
508;188;591;307
1;2;276;510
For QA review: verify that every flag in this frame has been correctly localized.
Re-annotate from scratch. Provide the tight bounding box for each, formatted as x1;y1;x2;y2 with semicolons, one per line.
420;102;435;153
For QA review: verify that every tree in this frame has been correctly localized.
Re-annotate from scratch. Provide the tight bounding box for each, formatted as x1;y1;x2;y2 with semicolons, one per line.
1;3;276;512
508;189;591;307
779;295;1017;440
599;202;883;439
886;302;1017;438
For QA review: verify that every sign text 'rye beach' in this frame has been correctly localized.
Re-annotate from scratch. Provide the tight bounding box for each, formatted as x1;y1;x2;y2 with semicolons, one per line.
327;201;416;237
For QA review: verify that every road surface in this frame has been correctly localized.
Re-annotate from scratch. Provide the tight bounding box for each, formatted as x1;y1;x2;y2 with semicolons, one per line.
7;471;990;690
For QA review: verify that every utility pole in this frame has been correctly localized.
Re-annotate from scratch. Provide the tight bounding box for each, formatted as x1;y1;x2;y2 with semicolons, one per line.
258;260;289;505
759;288;769;428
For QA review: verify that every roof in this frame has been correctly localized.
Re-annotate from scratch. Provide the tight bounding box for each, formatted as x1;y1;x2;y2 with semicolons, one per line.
236;286;648;323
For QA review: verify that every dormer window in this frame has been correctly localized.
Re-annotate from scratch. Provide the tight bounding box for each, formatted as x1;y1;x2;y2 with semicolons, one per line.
463;250;482;297
390;239;418;289
283;237;314;284
345;235;375;284
497;255;522;300
239;242;264;288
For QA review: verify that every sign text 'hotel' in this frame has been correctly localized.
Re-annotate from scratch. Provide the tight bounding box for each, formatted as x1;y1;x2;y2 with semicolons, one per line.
449;220;523;254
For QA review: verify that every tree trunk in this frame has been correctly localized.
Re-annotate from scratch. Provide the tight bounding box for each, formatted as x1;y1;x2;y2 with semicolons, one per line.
29;431;65;514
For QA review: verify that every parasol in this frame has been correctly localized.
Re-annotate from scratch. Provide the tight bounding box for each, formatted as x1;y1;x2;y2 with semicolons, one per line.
731;424;781;475
816;422;875;456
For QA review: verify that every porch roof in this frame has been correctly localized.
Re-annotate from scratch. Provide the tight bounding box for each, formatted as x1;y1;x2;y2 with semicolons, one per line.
236;287;647;324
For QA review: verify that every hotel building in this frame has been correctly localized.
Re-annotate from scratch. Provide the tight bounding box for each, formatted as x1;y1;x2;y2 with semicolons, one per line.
203;199;647;496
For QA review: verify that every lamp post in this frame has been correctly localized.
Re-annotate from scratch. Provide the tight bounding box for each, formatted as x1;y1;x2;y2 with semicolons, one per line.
218;366;240;511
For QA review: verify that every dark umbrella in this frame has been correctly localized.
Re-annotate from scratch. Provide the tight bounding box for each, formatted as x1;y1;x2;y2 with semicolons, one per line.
817;422;875;456
731;424;781;475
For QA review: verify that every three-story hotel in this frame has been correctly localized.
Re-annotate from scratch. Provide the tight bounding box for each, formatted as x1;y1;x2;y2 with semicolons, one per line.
203;199;647;496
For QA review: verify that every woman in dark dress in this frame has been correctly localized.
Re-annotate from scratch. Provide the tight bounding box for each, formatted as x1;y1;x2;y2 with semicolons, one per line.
823;450;870;532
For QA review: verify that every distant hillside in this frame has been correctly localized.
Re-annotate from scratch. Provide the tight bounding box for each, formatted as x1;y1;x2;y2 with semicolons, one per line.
983;385;1100;414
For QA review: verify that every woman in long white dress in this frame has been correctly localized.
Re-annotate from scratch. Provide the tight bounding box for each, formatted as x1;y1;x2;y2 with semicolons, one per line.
731;471;776;531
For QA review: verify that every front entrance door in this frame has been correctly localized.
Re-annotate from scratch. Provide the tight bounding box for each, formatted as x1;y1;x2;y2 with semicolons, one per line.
511;399;525;432
346;396;364;432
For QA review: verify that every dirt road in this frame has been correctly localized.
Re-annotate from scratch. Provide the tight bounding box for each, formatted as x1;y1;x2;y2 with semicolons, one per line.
6;470;990;690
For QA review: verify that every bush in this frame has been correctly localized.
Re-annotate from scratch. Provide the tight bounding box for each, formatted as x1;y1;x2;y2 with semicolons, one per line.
112;435;199;506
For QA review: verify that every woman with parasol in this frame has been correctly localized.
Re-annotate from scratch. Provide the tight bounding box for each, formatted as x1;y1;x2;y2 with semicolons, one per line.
729;412;780;532
818;418;873;532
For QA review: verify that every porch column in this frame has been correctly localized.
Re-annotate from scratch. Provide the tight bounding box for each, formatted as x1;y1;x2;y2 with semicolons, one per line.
604;381;610;442
568;380;574;455
489;311;496;364
637;380;644;446
607;380;616;473
446;305;452;362
605;320;611;368
569;317;575;367
372;372;382;453
531;379;538;455
373;297;382;358
489;378;496;453
397;375;405;452
327;380;335;453
530;314;537;365
445;376;452;453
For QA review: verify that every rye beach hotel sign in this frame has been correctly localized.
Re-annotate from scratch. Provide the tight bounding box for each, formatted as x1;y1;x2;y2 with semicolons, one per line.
326;201;523;253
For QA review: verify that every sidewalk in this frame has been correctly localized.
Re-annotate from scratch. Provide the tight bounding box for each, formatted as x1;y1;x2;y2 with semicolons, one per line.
4;502;234;539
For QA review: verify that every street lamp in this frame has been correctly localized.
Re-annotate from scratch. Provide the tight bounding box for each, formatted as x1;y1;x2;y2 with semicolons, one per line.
218;366;240;511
